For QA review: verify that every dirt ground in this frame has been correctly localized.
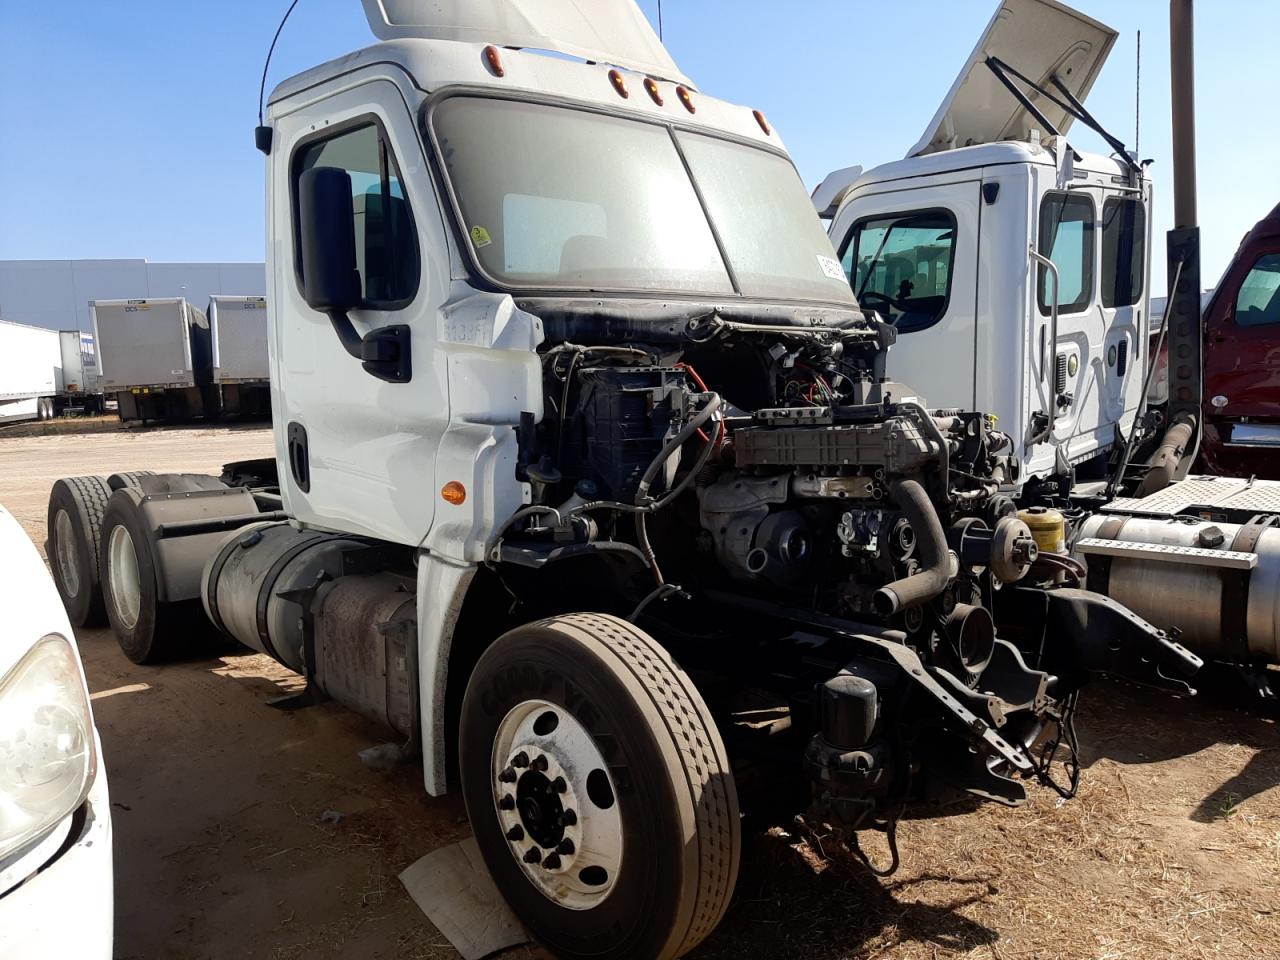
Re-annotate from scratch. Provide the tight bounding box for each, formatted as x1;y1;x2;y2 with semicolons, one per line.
2;427;1278;960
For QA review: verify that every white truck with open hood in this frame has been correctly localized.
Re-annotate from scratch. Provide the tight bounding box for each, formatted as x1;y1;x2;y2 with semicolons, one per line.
821;0;1280;684
43;3;1198;956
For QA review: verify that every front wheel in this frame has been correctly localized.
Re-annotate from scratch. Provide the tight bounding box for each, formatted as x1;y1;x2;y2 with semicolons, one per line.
459;613;740;960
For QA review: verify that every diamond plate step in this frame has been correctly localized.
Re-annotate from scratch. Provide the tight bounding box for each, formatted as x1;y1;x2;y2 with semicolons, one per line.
1075;537;1258;570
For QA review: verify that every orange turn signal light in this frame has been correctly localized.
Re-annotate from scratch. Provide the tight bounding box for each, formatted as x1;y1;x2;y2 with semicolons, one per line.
643;77;663;105
608;69;629;98
442;481;467;505
753;109;771;135
676;85;695;113
483;45;505;77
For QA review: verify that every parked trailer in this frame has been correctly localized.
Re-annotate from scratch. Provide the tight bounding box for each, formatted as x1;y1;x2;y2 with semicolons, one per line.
0;319;62;423
45;3;1198;957
91;298;215;423
209;296;271;419
57;330;103;414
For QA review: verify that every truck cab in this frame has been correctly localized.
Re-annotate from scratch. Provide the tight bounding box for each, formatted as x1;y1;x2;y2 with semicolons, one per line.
822;0;1149;491
1197;201;1280;476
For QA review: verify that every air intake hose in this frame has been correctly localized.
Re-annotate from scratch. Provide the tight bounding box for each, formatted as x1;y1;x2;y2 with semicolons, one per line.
873;479;952;616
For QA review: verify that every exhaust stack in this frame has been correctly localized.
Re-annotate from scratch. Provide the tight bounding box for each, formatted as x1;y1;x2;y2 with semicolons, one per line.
1137;0;1202;495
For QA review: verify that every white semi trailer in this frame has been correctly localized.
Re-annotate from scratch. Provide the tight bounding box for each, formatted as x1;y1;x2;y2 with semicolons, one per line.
209;295;271;418
44;3;1198;957
817;0;1280;680
91;297;215;423
0;320;102;424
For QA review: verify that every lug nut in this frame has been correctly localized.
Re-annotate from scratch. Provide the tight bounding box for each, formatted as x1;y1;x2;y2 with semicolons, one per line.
512;751;530;769
542;853;562;870
557;839;575;855
531;755;549;772
506;824;524;841
499;794;516;811
560;809;578;826
523;846;542;864
498;766;517;783
551;776;567;794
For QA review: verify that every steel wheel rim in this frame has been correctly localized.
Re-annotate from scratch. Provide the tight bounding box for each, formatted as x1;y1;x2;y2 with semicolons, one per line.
107;524;141;629
54;509;81;597
492;698;623;910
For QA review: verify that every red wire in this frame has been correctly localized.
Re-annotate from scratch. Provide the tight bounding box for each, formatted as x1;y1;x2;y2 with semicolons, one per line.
676;361;722;446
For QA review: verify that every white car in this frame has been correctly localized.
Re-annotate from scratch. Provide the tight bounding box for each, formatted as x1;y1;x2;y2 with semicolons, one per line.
0;503;112;957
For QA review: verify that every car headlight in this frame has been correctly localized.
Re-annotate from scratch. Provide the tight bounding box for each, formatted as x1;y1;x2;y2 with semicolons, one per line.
0;634;97;862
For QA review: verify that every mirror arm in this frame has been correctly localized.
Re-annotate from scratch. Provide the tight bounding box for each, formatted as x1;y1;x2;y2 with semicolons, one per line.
326;310;365;360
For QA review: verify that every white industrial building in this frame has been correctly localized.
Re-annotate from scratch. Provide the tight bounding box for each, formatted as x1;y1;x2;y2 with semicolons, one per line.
0;259;266;332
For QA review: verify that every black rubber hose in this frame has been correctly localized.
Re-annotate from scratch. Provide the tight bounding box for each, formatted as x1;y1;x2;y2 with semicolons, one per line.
873;479;952;616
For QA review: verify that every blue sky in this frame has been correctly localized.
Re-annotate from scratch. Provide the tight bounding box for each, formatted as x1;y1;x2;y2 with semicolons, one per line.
0;0;1272;294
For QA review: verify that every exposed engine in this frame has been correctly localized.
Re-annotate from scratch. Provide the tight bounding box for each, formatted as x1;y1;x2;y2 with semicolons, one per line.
483;304;1198;845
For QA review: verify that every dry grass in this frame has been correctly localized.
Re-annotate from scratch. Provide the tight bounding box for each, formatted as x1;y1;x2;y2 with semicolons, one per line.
692;679;1280;960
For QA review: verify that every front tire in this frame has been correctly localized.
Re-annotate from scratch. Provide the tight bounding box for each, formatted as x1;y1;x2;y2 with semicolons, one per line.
460;613;740;960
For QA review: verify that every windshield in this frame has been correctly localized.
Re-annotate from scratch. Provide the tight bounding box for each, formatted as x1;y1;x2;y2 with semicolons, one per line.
428;95;855;304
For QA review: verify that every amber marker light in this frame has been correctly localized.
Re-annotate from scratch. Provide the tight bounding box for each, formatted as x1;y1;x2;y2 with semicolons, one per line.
753;109;771;135
483;45;505;77
644;77;663;105
676;85;695;113
442;481;467;505
608;68;629;98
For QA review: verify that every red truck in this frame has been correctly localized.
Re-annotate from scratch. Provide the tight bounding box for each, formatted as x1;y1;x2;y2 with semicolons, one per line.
1149;201;1280;477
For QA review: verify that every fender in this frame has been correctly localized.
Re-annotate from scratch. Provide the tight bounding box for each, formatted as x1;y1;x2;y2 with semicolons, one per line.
416;551;477;796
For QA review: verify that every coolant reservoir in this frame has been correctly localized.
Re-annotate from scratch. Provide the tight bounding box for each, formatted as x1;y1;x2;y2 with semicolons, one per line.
1018;506;1067;555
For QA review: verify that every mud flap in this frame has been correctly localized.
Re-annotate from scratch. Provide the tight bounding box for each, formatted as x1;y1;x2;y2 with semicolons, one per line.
1004;586;1203;692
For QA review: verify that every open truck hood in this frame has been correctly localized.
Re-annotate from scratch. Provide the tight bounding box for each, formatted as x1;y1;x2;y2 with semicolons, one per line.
360;0;691;86
908;0;1117;158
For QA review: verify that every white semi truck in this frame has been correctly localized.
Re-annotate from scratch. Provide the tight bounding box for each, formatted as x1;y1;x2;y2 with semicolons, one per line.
43;3;1198;957
817;0;1280;680
0;319;102;424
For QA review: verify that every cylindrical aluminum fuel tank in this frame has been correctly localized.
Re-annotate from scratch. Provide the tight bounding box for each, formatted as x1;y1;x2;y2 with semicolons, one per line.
1074;514;1280;662
201;521;367;672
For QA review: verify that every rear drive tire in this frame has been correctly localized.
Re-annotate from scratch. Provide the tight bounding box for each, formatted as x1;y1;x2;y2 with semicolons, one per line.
459;613;740;960
106;470;156;491
99;491;203;663
47;475;114;626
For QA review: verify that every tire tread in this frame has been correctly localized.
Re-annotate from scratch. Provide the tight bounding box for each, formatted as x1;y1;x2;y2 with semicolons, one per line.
52;474;113;581
552;612;740;957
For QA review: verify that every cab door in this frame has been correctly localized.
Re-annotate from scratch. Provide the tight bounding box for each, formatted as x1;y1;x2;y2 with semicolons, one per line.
268;76;452;545
830;181;980;409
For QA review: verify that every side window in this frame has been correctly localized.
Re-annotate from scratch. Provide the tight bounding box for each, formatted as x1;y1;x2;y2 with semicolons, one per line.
293;121;420;306
1038;193;1094;315
839;209;956;334
1235;253;1280;327
1101;197;1146;307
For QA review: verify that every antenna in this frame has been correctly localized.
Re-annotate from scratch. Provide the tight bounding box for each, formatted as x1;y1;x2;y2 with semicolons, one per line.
255;0;303;154
1134;29;1141;155
658;0;664;41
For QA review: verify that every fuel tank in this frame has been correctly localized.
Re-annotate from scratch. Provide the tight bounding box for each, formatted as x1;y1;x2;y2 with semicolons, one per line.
1074;513;1280;663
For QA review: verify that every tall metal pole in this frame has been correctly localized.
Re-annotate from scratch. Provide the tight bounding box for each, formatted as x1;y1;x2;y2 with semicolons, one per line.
1169;0;1197;229
1136;0;1203;493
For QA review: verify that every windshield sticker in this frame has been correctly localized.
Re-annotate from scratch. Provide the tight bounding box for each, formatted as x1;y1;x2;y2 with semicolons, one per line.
817;254;846;282
469;225;493;248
